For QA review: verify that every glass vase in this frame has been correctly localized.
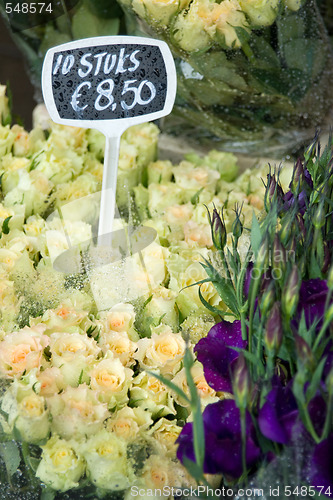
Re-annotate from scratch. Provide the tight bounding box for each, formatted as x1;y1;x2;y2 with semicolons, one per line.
120;0;333;156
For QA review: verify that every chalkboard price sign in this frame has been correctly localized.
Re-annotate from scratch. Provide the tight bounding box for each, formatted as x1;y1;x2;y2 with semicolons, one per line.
42;36;176;248
42;36;176;131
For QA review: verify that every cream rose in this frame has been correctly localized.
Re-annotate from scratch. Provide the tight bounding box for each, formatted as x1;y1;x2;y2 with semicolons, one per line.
98;331;136;366
36;435;85;492
171;361;218;408
134;324;185;375
106;406;152;441
49;331;100;386
104;302;136;333
89;355;133;408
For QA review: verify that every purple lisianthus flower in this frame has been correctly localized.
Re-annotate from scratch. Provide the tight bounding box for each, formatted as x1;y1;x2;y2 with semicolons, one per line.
258;382;299;444
259;382;327;445
177;399;261;478
308;434;333;497
297;279;329;330
194;320;245;392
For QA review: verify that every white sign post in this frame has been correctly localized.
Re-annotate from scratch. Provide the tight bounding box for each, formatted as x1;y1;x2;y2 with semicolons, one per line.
42;36;177;247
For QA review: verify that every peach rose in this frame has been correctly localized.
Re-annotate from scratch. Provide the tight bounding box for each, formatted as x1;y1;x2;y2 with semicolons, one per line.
0;325;49;377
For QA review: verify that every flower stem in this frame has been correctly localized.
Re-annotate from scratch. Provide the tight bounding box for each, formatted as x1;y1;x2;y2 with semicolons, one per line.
240;408;247;481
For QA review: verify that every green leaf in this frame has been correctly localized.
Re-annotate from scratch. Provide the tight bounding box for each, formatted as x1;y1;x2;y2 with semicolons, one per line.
41;487;56;500
306;357;327;403
183;348;205;469
72;3;119;39
2;216;12;235
0;441;21;477
182;456;204;482
198;286;229;317
191;187;204;205
251;211;262;258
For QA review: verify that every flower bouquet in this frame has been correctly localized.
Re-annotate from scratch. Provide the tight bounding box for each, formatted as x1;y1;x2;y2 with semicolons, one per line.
174;135;333;497
119;0;333;155
0;84;296;498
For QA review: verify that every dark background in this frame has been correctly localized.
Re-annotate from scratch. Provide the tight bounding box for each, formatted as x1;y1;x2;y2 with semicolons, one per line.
0;14;35;129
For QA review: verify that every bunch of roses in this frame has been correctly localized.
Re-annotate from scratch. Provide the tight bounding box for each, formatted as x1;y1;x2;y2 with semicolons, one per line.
119;0;304;52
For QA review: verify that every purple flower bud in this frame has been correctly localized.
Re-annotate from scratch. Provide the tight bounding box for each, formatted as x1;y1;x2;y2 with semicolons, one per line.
291;158;305;193
272;235;286;279
296;214;306;243
255;236;269;271
265;302;283;352
232;353;250;409
295;334;314;369
282;265;300;318
211;208;226;251
321;242;330;274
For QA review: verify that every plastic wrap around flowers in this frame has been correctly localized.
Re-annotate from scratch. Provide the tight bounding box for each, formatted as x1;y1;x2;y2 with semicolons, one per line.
120;0;333;153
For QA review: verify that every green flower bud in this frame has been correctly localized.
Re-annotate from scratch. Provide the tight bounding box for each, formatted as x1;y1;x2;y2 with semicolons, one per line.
232;353;250;409
232;211;243;241
265;301;282;353
210;208;227;251
260;283;275;318
282;265;300;318
280;216;295;247
313;202;325;230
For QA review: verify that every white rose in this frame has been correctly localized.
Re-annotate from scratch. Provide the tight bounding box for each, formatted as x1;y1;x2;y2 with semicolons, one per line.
79;429;132;490
149;417;182;455
130;371;176;418
106;406;152;441
36;435;85;492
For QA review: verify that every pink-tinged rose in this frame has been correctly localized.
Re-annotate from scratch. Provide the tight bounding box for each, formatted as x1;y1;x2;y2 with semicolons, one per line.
0;325;49;378
37;367;66;396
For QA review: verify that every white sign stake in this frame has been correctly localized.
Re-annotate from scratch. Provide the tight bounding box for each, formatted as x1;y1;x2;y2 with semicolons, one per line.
42;36;176;246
